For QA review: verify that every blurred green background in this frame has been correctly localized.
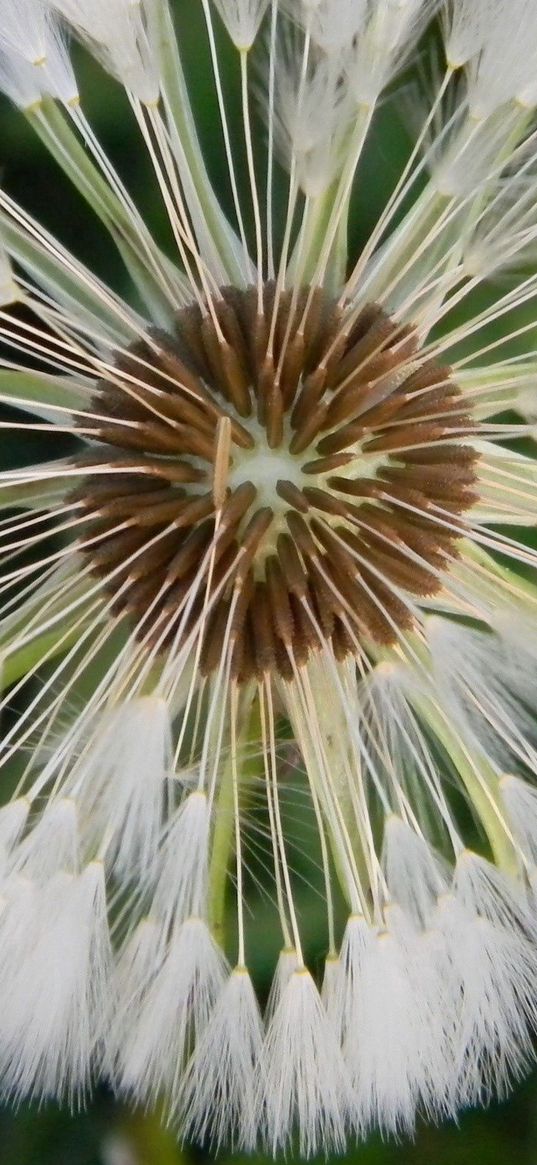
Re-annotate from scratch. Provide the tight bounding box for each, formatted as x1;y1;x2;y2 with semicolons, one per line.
1;2;537;1162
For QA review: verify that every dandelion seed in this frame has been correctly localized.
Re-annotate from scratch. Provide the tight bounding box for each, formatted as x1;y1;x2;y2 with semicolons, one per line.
1;0;537;1153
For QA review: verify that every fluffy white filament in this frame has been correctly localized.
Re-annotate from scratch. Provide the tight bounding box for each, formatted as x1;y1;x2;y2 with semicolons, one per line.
0;0;77;106
212;0;271;49
0;799;30;873
436;856;537;1101
68;697;173;880
50;0;159;103
445;0;537;113
152;791;211;924
110;918;228;1106
261;969;348;1155
0;863;111;1102
180;968;265;1150
269;49;354;196
501;775;537;865
11;797;80;879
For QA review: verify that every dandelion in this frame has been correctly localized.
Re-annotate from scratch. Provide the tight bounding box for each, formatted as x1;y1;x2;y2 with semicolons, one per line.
2;0;537;1153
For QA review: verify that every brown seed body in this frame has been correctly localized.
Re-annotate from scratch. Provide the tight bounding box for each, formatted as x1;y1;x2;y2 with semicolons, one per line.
74;284;478;681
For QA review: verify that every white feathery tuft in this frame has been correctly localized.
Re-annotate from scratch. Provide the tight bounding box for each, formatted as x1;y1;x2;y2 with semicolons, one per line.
266;947;300;1022
180;967;264;1151
212;0;271;50
324;914;371;1050
344;0;440;106
103;918;165;1075
338;916;437;1135
454;850;536;939
0;862;111;1103
426;615;537;774
0;0;56;63
444;0;501;67
268;46;354;196
282;0;369;57
461;155;537;277
0;798;30;874
152;791;211;926
10;797;79;879
501;775;537;866
70;697;172;880
260;968;349;1156
110;918;227;1107
435;853;537;1103
430;109;522;200
0;0;78;106
50;0;159;103
444;0;537;114
320;955;340;1016
382;816;449;926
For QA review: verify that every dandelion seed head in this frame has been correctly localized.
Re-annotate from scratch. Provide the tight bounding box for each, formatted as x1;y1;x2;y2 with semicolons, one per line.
1;0;537;1153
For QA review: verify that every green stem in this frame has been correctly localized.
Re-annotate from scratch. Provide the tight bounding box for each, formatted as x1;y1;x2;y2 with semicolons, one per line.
154;1;247;286
0;478;68;512
372;625;521;876
415;693;519;876
289;183;347;291
288;107;372;291
361;184;454;304
463;538;537;600
207;689;262;949
0;369;89;422
27;100;182;323
0;215;135;343
362;104;533;309
207;744;236;949
1;624;82;691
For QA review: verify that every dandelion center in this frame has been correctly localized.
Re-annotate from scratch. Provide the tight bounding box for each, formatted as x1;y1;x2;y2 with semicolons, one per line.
76;283;477;680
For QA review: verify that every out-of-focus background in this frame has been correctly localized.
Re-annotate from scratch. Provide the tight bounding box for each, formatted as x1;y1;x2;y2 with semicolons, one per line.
1;2;537;1162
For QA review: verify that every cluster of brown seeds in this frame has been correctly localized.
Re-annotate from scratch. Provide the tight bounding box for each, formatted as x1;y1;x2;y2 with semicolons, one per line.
74;284;478;681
